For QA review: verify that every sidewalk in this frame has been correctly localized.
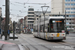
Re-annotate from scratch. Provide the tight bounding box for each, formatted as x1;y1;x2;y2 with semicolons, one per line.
0;33;25;50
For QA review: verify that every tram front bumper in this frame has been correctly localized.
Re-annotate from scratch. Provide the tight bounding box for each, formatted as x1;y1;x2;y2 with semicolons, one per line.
48;37;66;40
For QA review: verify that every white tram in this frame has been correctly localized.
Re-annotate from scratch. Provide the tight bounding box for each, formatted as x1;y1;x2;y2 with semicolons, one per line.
33;16;66;41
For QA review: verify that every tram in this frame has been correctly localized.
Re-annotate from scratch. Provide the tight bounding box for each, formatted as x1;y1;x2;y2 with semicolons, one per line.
33;16;66;41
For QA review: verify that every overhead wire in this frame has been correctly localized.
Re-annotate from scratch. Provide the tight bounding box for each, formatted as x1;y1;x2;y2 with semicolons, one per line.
26;0;29;3
46;1;51;5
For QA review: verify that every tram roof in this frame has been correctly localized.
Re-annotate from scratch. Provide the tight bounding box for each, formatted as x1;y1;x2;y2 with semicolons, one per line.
41;16;65;19
41;16;65;21
48;16;65;19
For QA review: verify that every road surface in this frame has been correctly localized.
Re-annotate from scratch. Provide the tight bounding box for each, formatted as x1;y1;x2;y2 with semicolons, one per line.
17;33;75;50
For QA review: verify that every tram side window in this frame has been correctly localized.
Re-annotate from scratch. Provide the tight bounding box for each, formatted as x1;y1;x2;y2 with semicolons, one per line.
47;24;50;32
45;24;48;33
43;25;44;32
40;25;41;32
34;26;37;32
34;26;38;32
40;25;42;32
33;26;35;32
40;25;44;32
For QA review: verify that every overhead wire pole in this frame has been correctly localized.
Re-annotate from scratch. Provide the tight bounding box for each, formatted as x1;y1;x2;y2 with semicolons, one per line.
0;15;1;34
4;0;10;40
65;10;67;31
41;6;49;39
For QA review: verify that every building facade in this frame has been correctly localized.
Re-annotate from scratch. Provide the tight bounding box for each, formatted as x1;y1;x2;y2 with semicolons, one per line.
65;0;75;17
27;8;34;29
0;7;2;16
51;0;65;14
51;0;75;30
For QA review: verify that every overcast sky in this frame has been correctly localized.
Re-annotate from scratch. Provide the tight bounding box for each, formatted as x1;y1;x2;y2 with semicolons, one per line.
0;0;51;22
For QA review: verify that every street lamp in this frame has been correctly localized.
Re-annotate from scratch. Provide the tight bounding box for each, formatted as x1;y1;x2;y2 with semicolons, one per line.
41;6;49;38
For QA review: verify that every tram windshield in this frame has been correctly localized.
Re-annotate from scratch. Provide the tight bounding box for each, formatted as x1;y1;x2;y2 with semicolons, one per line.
50;19;64;33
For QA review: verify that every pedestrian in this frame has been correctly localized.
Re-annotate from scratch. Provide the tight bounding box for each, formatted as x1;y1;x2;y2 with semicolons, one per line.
66;30;69;35
1;31;4;38
8;30;10;36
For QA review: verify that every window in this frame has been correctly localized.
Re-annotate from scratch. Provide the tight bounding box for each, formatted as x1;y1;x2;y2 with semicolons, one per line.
36;15;38;17
28;12;34;14
71;0;73;1
69;15;75;17
28;15;34;17
66;11;70;13
65;0;70;2
28;18;34;20
65;3;70;6
28;9;34;11
65;8;70;10
71;8;75;10
71;12;75;13
68;12;70;13
50;19;64;33
71;3;75;6
28;21;34;23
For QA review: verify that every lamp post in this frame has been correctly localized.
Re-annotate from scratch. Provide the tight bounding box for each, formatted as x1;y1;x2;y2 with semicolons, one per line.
41;6;49;38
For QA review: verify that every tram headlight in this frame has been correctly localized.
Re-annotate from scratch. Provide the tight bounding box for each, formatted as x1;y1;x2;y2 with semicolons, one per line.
62;34;64;36
52;34;54;36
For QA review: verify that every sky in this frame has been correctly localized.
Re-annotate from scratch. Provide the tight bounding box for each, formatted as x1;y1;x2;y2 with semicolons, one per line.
0;0;51;22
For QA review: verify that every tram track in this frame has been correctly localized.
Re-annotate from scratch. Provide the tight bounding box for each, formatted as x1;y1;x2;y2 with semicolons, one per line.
30;35;75;49
18;35;38;50
18;34;51;50
18;34;75;50
27;37;75;50
32;35;75;48
0;44;4;50
52;41;75;49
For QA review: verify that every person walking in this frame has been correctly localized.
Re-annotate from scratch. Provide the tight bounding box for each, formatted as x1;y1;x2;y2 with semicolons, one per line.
1;30;4;38
66;30;69;35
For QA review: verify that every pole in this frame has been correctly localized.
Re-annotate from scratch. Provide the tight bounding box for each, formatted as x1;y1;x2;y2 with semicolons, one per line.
59;12;60;16
65;10;67;31
0;8;2;34
43;12;45;38
40;16;41;32
0;16;1;34
13;21;15;40
4;0;9;40
24;18;25;33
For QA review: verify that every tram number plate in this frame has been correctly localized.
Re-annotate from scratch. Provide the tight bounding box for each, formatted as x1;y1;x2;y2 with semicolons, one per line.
57;33;60;37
